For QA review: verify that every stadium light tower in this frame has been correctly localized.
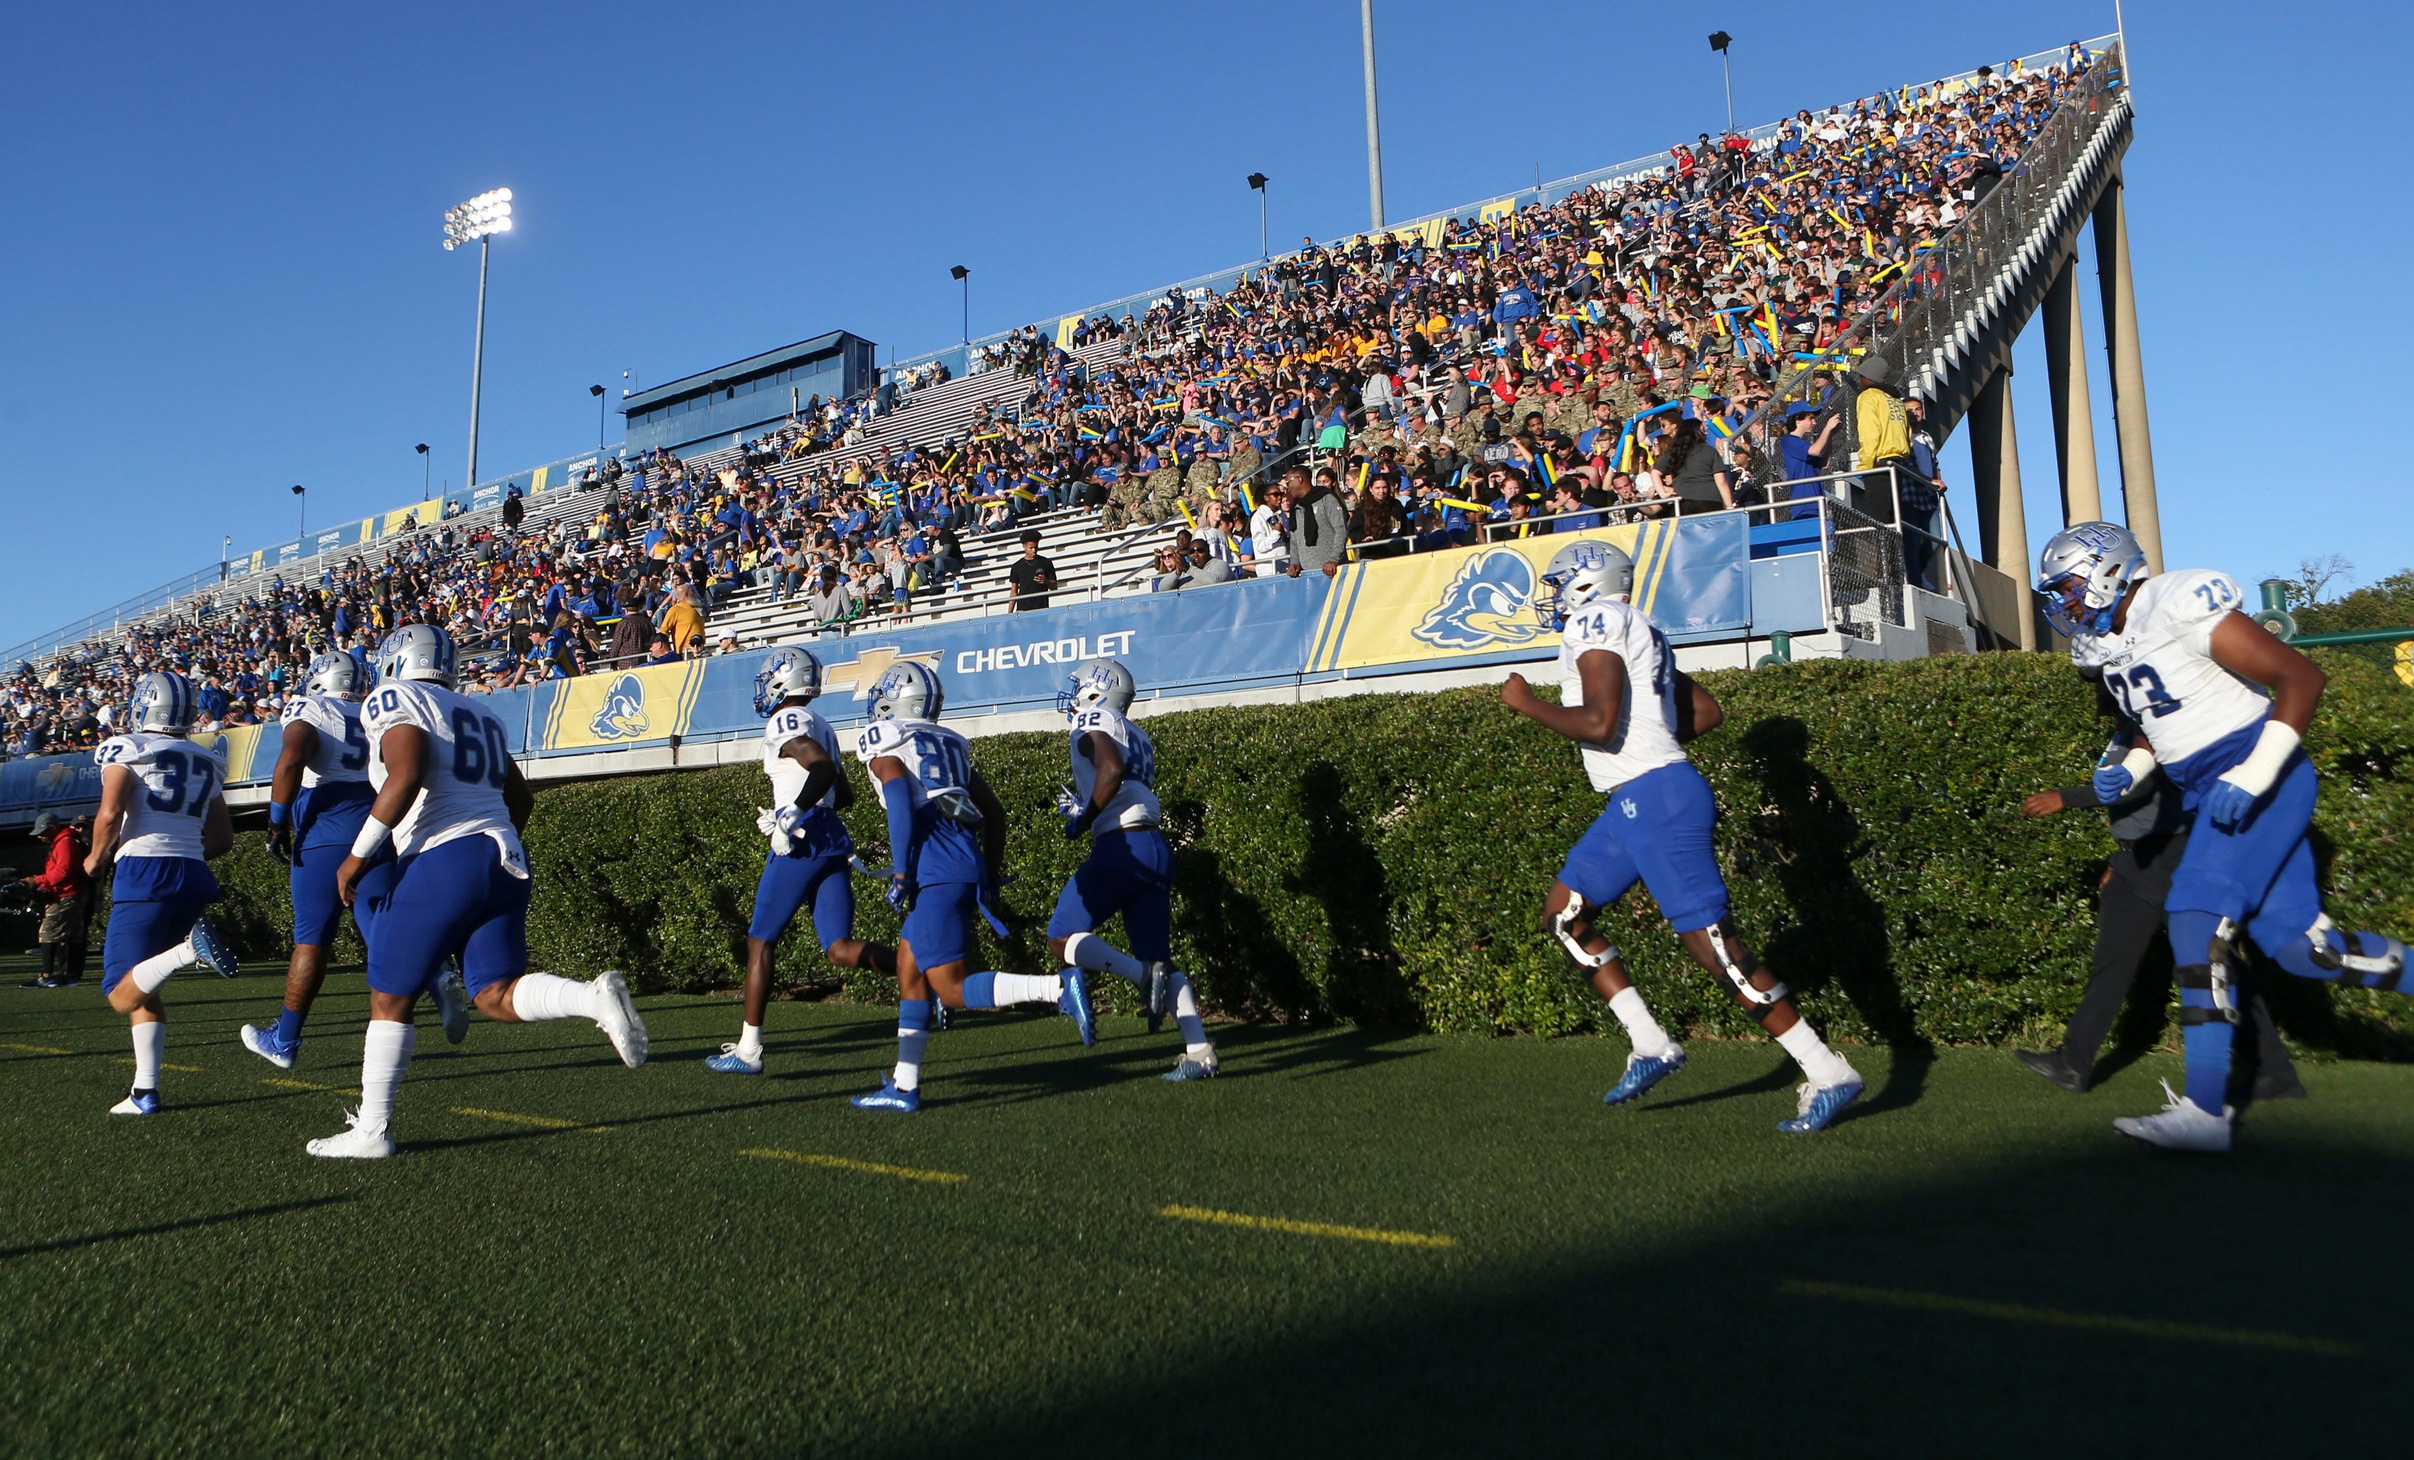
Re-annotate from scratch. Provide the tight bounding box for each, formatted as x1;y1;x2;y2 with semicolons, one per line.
442;187;514;495
590;384;607;448
1248;173;1270;260
1709;32;1735;134
291;484;306;539
950;265;970;346
416;441;429;497
1360;0;1385;231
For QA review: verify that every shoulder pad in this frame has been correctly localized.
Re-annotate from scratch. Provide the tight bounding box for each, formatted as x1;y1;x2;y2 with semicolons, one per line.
855;720;903;761
94;735;138;767
2148;569;2242;630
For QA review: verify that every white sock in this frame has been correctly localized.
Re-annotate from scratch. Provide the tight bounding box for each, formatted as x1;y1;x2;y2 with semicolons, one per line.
359;1019;413;1131
893;1001;932;1092
509;972;599;1023
130;939;198;995
1608;987;1677;1059
1775;1020;1856;1086
130;1021;165;1090
992;972;1063;1006
736;1022;763;1060
1064;931;1145;986
1168;970;1211;1056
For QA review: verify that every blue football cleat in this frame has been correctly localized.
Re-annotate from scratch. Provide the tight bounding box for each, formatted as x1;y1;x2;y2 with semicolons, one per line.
1778;1077;1866;1133
187;918;239;978
1162;1052;1220;1081
110;1090;161;1116
240;1023;297;1071
1603;1048;1686;1105
704;1044;762;1075
1143;960;1174;1035
850;1080;920;1113
1059;969;1097;1047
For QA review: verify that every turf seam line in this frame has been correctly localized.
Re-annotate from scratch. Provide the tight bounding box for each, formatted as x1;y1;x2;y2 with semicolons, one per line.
451;1106;613;1133
1;1042;75;1055
1779;1280;2364;1357
1158;1204;1457;1249
119;1058;201;1072
739;1148;968;1184
264;1078;360;1095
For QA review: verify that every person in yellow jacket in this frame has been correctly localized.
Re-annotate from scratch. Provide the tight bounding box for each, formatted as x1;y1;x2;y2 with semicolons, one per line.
1851;356;1914;522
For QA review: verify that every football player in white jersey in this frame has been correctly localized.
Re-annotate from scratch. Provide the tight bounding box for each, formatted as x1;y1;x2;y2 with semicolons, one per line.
1502;539;1866;1131
1018;657;1219;1079
241;651;467;1070
90;672;240;1116
304;625;649;1159
847;661;1015;1113
2040;523;2408;1152
708;648;896;1075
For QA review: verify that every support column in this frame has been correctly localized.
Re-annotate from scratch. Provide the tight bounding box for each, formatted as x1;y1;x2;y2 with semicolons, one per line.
2093;178;2163;571
1967;364;2037;651
2041;256;2102;525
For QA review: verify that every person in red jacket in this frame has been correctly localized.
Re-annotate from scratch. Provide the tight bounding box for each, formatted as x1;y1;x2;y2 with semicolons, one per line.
15;811;93;988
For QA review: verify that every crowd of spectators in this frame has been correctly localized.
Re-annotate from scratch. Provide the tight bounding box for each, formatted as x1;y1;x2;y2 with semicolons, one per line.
3;48;2090;761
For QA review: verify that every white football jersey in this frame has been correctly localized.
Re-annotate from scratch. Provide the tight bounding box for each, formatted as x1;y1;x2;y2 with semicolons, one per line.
1068;706;1162;834
94;732;228;861
854;717;978;825
286;694;371;788
762;705;851;855
2081;570;2270;774
1556;598;1689;793
362;679;527;869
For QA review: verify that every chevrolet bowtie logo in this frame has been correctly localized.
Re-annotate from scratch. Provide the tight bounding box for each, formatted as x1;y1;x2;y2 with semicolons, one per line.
822;645;945;699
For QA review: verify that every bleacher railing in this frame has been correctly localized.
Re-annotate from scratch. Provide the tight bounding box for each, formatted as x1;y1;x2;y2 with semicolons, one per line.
1725;39;2130;506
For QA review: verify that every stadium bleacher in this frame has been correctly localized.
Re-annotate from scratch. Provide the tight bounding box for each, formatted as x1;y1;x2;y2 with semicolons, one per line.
3;39;2114;760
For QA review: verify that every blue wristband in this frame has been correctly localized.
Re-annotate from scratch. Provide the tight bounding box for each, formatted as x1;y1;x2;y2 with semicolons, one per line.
267;800;291;828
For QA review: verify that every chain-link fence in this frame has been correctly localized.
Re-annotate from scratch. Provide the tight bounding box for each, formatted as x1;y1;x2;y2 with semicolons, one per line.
1821;501;1906;640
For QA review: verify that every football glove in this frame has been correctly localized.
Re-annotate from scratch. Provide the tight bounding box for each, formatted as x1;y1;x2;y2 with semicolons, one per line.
886;875;916;913
2092;764;2133;805
265;824;294;866
773;804;808;838
2202;779;2258;831
1053;785;1084;818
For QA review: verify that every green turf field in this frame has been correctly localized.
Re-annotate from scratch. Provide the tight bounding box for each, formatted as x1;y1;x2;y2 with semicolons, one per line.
4;957;2410;1457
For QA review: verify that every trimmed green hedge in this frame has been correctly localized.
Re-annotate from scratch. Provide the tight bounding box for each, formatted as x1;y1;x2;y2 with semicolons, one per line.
204;650;2414;1053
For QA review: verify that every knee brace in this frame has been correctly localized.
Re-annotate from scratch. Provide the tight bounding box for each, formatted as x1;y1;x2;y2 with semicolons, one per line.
2303;914;2407;991
1704;922;1786;1006
1550;900;1617;970
2177;916;2241;1026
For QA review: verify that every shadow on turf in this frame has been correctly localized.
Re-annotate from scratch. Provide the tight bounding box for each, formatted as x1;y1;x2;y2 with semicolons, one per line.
850;1138;2412;1457
0;1194;354;1262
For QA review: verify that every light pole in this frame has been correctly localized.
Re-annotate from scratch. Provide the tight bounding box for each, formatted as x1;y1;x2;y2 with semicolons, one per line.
1360;0;1385;232
291;484;306;539
1709;32;1735;134
590;384;607;449
416;442;430;497
442;187;514;493
950;265;970;346
1248;173;1270;260
221;535;232;583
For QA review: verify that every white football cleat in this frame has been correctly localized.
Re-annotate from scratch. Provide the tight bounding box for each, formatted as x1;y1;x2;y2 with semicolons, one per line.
592;970;648;1069
2113;1080;2232;1153
306;1109;395;1159
432;966;471;1045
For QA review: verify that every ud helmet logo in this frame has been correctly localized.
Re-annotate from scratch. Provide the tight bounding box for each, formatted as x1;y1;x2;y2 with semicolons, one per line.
1412;550;1543;651
1619;797;1638;820
589;674;651;741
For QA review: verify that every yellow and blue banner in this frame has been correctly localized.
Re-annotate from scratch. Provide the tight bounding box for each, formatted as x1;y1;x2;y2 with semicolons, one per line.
1305;516;1750;675
538;661;706;751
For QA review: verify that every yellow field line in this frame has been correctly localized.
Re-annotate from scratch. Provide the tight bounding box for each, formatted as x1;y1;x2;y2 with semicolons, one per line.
264;1077;359;1095
740;1147;967;1185
1158;1204;1457;1249
451;1106;612;1134
119;1058;201;1073
0;1042;74;1055
1779;1281;2364;1357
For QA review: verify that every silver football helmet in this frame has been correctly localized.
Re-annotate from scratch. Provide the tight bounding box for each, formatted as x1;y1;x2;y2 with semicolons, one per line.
1533;539;1636;630
2036;522;2148;638
753;648;824;716
303;650;370;700
866;660;943;722
1056;658;1136;719
127;671;197;733
376;624;458;689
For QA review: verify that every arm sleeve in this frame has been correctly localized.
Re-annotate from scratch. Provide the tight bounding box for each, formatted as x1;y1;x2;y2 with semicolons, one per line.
880;776;918;880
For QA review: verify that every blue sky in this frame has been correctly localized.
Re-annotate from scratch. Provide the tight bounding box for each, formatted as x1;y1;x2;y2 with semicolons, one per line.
4;0;2407;644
